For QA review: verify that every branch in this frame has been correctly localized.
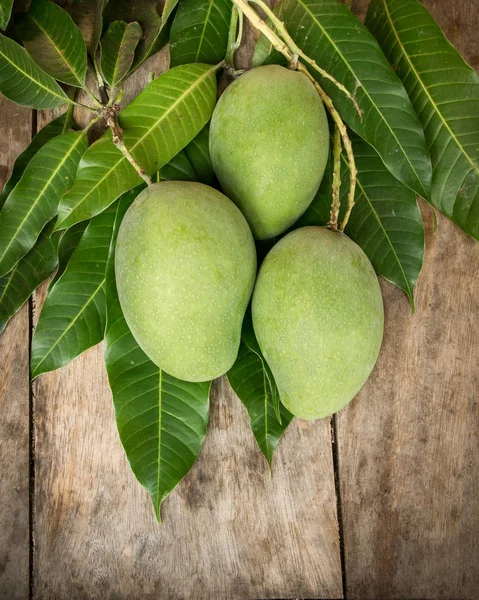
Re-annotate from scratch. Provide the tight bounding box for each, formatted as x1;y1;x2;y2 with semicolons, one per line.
103;106;152;186
329;125;342;230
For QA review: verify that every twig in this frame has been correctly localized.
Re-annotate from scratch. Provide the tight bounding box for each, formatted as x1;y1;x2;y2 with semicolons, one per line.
329;125;342;230
103;106;152;186
249;0;362;120
225;5;243;68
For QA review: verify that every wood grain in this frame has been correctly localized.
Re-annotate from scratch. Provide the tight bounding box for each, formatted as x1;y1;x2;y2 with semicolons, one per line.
339;3;479;598
0;97;32;600
32;52;343;599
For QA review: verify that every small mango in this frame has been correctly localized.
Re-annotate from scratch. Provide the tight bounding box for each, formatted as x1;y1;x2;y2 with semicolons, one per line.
252;226;384;419
210;65;329;240
115;181;257;382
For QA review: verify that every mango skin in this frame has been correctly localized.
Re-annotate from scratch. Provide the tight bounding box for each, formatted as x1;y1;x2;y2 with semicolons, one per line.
252;226;384;419
209;65;329;240
115;181;257;382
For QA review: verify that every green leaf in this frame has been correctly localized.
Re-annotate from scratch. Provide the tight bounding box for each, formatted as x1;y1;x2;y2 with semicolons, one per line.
48;220;88;291
169;0;232;66
0;33;69;108
55;133;143;231
252;2;286;68
69;0;107;55
0;0;13;31
100;21;142;88
0;224;58;336
227;312;293;467
104;0;173;72
184;123;216;185
16;0;87;87
0;130;88;278
160;149;196;181
55;63;218;230
30;191;136;378
299;132;425;307
280;0;432;200
366;0;479;240
0;112;68;209
104;195;210;521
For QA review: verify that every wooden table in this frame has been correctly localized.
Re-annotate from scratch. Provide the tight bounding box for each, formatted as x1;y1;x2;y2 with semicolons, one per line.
1;1;478;598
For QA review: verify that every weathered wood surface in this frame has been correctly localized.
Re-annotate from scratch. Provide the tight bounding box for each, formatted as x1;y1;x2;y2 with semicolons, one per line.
0;98;32;600
340;2;479;598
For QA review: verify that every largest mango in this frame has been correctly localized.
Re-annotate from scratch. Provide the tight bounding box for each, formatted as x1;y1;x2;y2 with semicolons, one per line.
115;181;257;382
209;65;329;240
252;226;384;419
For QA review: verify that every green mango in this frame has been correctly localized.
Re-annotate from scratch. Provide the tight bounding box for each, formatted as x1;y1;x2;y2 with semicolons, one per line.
252;226;384;420
209;65;329;240
115;181;257;382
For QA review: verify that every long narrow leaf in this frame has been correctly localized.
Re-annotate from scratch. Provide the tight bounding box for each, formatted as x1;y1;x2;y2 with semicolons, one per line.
299;132;425;307
0;0;13;31
366;0;479;239
100;21;142;88
104;193;210;521
169;0;232;66
0;33;69;108
0;112;68;208
227;313;293;467
30;191;138;378
0;130;88;277
16;0;87;87
55;63;218;230
280;0;432;199
0;224;58;336
104;0;172;71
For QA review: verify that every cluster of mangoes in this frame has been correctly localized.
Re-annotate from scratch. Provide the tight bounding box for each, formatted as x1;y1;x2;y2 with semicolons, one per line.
115;65;384;421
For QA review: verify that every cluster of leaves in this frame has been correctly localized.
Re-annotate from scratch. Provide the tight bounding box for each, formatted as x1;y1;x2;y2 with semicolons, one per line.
0;0;477;520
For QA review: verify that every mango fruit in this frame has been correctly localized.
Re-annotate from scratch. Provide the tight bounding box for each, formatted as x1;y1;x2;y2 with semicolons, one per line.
252;226;384;419
115;181;257;382
209;65;329;240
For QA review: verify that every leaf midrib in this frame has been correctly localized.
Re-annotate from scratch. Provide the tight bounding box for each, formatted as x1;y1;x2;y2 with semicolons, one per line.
156;368;163;517
0;132;86;270
29;11;84;87
244;338;272;462
380;0;479;178
0;39;67;102
32;278;104;377
295;0;427;195
194;0;215;62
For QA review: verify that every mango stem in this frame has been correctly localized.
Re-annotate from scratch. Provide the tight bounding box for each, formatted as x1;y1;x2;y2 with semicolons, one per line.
103;106;153;186
329;125;342;231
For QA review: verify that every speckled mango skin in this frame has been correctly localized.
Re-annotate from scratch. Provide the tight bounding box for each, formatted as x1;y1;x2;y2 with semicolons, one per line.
115;181;257;382
209;65;329;240
252;227;384;420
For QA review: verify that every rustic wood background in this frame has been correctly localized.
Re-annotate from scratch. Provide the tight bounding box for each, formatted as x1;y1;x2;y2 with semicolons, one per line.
0;0;478;598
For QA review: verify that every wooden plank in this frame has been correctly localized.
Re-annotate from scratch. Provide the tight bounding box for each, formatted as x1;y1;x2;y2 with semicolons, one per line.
340;3;479;597
33;53;343;599
0;97;32;600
